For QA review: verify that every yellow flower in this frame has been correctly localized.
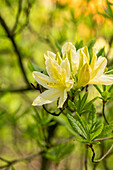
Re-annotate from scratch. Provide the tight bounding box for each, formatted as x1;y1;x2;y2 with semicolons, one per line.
77;47;113;88
32;57;74;108
44;42;80;75
62;42;79;74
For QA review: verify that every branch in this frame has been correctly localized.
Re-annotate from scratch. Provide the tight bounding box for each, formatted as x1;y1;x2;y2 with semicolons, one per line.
94;137;113;142
0;87;34;93
102;100;109;125
0;14;30;87
56;135;75;144
42;105;63;116
12;0;23;33
89;144;113;163
28;24;57;51
14;0;31;35
85;145;88;170
31;83;64;116
0;151;44;169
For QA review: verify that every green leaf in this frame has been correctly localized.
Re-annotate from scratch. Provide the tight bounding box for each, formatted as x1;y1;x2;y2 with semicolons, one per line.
55;40;62;52
76;112;87;131
75;40;83;50
88;40;96;62
28;61;43;72
70;8;76;23
88;40;96;50
68;100;77;110
56;1;68;9
90;123;104;140
76;136;88;143
84;97;98;110
88;104;96;129
99;123;113;137
11;166;16;170
105;1;113;17
80;92;88;109
45;143;75;163
97;47;105;57
93;85;102;95
98;12;110;18
66;113;87;139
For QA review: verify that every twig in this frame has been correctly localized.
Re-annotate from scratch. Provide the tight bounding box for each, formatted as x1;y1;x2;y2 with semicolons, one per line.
100;142;109;170
56;135;75;144
0;14;30;87
0;151;44;169
28;24;57;51
14;0;31;35
0;87;33;93
42;105;63;116
85;145;88;170
31;83;63;116
12;0;23;33
102;101;109;125
94;137;113;142
89;144;113;163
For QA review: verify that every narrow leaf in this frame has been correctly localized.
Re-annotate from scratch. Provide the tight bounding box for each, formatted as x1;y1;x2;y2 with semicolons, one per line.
80;92;88;109
68;100;77;110
88;104;96;128
67;113;87;139
99;123;113;137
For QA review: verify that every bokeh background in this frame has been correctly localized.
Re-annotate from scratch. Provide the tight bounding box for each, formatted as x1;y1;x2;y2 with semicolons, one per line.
0;0;113;169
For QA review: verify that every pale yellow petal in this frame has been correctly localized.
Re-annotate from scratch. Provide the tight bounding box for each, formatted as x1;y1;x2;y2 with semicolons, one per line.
32;71;54;89
60;58;71;81
58;90;67;108
82;46;90;63
77;63;90;88
90;48;97;70
55;52;62;65
47;51;56;59
91;57;107;79
89;74;113;85
78;49;87;72
32;89;61;106
45;58;66;82
62;42;76;57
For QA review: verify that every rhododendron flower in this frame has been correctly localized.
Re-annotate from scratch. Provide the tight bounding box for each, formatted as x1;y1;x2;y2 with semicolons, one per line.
44;42;79;74
77;47;113;88
32;57;74;108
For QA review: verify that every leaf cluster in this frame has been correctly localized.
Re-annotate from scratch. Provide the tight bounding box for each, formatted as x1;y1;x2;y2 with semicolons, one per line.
99;0;113;20
68;92;97;115
66;104;113;144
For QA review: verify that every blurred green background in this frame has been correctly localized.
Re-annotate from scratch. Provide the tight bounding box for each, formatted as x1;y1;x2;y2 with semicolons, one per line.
0;0;113;169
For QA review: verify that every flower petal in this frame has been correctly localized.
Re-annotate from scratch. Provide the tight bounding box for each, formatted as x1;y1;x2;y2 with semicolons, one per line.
60;58;71;81
62;42;76;57
47;51;56;59
32;89;61;106
90;48;97;70
58;90;67;108
91;57;107;79
45;58;66;82
55;52;62;65
78;49;88;72
77;63;90;88
32;71;54;89
89;74;113;85
82;46;90;63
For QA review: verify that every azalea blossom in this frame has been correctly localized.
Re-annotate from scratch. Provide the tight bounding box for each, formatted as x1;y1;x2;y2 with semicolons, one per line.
77;47;113;88
32;57;74;108
44;42;79;74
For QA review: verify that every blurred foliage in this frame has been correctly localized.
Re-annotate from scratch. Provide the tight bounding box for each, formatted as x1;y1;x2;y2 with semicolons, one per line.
0;0;113;169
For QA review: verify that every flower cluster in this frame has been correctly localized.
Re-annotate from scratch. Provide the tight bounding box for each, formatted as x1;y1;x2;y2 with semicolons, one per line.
32;42;113;108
